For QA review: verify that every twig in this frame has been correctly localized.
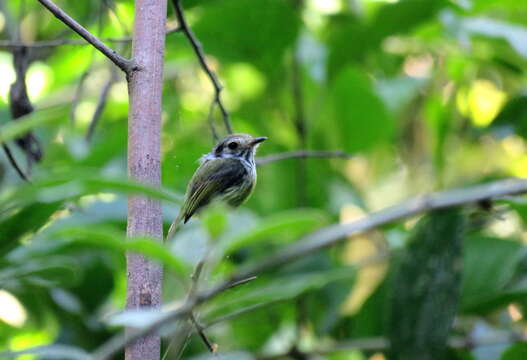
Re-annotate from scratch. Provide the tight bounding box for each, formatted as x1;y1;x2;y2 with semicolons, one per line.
91;178;527;360
36;0;134;73
204;301;282;330
1;143;29;181
0;27;181;49
190;313;216;353
225;276;257;289
0;0;30;182
69;66;92;125
188;260;216;353
207;102;220;143
256;150;354;165
171;0;233;134
85;71;117;142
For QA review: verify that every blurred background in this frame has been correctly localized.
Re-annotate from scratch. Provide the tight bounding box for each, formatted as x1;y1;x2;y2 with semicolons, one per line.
1;0;527;359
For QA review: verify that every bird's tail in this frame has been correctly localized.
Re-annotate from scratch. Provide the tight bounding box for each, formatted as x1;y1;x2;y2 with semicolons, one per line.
165;212;183;242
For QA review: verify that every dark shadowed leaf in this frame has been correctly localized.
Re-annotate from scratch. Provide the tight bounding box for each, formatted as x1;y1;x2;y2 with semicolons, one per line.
390;209;465;360
462;235;526;313
329;67;394;153
57;227;191;277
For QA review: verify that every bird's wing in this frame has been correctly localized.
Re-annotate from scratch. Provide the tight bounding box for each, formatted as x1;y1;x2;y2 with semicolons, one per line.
180;157;247;223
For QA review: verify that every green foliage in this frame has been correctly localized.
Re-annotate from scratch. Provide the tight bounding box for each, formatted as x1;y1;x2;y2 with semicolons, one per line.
390;209;465;360
502;343;527;360
1;0;527;358
329;66;394;152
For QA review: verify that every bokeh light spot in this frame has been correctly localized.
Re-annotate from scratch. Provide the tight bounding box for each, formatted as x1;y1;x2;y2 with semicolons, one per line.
27;62;53;100
0;52;16;104
226;63;266;101
457;80;506;127
0;290;27;327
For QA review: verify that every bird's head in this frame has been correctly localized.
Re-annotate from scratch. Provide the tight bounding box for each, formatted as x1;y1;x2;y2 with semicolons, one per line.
212;133;267;161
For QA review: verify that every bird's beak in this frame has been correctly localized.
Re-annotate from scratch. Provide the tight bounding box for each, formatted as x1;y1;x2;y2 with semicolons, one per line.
250;136;268;147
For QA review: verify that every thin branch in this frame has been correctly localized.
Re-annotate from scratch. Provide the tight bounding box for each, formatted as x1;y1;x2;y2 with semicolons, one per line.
190;313;216;353
0;27;181;49
207;102;220;143
256;150;354;165
171;0;233;134
85;71;117;142
1;143;29;181
0;0;30;182
225;276;257;289
36;0;134;73
187;260;216;353
92;178;527;360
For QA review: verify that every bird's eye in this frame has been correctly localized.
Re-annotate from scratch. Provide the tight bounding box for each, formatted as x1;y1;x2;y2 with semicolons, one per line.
227;142;238;150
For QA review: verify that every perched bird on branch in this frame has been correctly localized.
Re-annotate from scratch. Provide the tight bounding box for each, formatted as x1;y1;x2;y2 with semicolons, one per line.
166;133;267;241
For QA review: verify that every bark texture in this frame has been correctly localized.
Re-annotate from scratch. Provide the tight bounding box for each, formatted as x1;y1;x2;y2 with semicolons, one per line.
126;0;167;359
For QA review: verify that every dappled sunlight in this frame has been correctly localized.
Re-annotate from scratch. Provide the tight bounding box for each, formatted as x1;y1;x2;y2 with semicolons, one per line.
0;12;5;33
26;62;53;101
73;101;96;127
456;79;507;127
308;0;342;14
403;54;434;78
2;0;527;358
0;52;16;104
0;290;27;327
340;204;388;316
225;63;266;101
9;330;54;359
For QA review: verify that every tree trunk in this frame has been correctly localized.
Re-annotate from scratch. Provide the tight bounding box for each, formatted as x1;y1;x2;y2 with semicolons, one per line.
126;0;167;359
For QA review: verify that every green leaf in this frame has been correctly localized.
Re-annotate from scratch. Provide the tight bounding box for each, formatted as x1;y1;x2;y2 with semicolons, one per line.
220;209;327;255
502;343;527;360
205;268;355;320
462;235;526;313
371;0;449;40
202;203;229;240
0;106;66;143
0;257;79;288
57;228;191;277
0;345;90;360
0;170;182;209
0;201;62;256
492;95;527;139
193;0;300;77
329;67;394;152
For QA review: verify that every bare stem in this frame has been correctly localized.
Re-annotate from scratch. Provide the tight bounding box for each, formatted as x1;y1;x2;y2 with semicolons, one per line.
124;0;167;358
36;0;134;73
171;0;233;134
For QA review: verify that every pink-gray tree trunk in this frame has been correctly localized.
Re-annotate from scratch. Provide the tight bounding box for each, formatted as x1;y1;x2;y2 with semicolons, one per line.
126;0;167;359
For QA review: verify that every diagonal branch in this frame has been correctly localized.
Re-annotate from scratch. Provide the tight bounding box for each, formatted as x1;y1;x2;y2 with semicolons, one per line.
1;143;30;181
0;27;181;49
256;150;354;165
36;0;135;73
92;178;527;360
171;0;233;134
85;71;117;142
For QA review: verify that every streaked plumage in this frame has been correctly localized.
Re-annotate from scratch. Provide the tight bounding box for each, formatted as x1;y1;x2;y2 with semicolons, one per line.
166;133;267;241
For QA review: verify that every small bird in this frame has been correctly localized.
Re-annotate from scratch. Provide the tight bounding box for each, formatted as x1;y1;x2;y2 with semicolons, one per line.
166;133;267;241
